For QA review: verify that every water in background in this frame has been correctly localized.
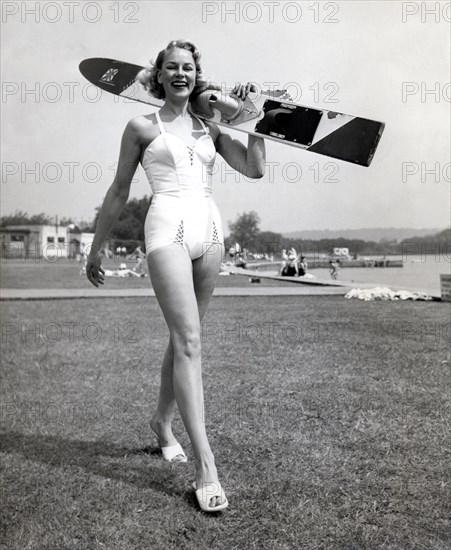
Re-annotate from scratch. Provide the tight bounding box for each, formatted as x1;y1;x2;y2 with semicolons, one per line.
257;254;450;293
312;254;450;293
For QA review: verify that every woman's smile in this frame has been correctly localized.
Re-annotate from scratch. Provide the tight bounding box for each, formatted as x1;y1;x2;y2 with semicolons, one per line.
159;48;196;97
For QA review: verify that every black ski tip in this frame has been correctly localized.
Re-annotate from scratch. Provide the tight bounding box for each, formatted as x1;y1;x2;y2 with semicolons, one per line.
309;117;386;167
79;58;144;94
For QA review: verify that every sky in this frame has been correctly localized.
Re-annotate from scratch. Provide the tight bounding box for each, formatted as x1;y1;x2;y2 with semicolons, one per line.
1;0;450;234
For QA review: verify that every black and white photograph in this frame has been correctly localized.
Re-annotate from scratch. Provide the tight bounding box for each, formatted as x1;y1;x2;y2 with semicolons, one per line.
1;1;450;548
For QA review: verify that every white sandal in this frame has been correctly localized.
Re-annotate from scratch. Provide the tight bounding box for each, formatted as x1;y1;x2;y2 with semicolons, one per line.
151;424;188;463
192;481;228;512
160;442;187;463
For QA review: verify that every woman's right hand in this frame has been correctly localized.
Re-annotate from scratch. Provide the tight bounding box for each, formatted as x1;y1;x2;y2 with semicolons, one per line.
86;254;105;288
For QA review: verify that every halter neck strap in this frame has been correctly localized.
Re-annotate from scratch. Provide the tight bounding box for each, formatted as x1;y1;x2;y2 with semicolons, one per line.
155;111;166;134
193;114;209;134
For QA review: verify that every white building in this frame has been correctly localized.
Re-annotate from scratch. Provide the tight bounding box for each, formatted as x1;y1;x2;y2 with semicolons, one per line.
0;224;71;259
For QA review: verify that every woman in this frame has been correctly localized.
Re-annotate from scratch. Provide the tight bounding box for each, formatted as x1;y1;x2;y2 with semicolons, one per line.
298;255;308;277
279;247;299;276
86;40;265;512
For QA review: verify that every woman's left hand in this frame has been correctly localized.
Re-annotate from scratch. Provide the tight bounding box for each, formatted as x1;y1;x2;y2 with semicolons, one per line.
231;82;256;100
86;254;105;288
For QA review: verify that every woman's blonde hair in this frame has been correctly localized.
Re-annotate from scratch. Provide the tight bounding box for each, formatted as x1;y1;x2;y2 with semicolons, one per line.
137;39;208;100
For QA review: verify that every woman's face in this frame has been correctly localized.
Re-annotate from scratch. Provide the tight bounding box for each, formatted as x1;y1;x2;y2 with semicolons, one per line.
158;48;196;99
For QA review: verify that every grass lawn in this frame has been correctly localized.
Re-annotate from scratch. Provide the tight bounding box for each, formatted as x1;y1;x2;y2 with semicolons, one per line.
1;295;449;549
0;259;295;290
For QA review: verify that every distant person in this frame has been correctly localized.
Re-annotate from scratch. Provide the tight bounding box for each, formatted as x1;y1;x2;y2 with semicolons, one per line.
235;253;247;268
278;248;287;275
103;242;113;259
79;249;88;275
104;263;146;278
115;245;127;259
132;245;146;275
329;259;340;280
298;255;308;276
279;247;298;276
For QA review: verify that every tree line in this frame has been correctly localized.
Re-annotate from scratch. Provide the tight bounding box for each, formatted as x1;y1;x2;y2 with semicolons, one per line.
2;204;449;257
0;211;94;232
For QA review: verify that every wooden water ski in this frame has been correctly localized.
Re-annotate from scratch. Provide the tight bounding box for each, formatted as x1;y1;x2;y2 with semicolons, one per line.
79;57;385;166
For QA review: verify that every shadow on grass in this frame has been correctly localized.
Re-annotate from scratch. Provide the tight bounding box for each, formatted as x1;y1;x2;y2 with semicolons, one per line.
0;430;196;504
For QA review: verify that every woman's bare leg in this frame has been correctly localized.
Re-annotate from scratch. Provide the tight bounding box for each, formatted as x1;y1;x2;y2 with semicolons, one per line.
150;245;222;447
150;342;178;447
147;243;224;506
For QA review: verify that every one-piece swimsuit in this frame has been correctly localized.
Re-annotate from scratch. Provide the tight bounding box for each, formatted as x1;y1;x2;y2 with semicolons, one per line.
142;110;223;259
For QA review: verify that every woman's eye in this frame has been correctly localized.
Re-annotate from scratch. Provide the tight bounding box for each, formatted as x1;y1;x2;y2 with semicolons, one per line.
164;64;194;72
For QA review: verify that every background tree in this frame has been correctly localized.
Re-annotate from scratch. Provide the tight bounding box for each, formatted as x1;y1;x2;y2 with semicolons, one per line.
0;211;53;226
0;212;95;231
253;230;283;256
2;206;448;257
400;227;450;256
227;211;261;250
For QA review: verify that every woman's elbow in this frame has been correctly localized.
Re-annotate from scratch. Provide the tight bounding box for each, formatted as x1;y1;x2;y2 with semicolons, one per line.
117;184;130;201
247;166;265;179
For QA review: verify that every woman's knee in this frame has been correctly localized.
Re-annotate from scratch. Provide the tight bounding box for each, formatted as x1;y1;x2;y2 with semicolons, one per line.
171;329;201;361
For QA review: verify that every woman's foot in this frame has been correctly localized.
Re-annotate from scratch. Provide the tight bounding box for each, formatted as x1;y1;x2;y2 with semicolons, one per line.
192;480;228;512
151;415;187;463
194;457;228;510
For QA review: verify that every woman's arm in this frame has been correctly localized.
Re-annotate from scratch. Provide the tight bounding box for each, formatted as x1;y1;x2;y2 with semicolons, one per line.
86;118;142;287
216;133;266;179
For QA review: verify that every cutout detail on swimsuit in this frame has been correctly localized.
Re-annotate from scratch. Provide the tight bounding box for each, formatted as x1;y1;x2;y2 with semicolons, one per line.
187;145;194;166
174;220;184;247
212;221;220;243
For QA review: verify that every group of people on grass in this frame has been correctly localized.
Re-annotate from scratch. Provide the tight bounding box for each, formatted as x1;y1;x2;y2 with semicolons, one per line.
278;247;308;277
80;245;147;277
279;248;342;280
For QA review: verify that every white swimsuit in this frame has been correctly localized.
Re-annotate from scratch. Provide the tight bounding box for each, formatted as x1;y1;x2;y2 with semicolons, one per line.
142;111;224;259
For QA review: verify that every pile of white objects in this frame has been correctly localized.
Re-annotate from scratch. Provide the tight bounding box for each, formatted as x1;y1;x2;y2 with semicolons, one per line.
344;287;433;301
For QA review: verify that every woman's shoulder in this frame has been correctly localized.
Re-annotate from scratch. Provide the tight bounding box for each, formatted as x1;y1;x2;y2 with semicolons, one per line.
127;114;159;133
125;114;160;145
